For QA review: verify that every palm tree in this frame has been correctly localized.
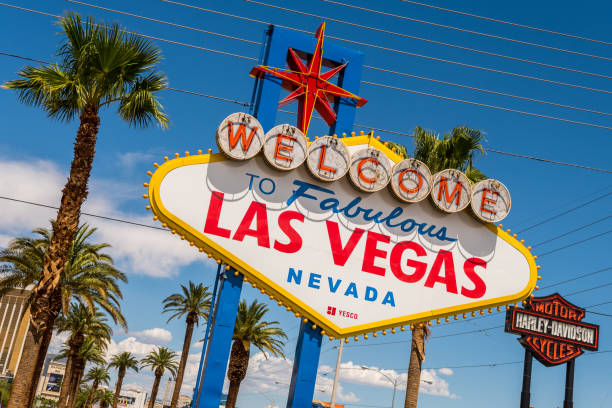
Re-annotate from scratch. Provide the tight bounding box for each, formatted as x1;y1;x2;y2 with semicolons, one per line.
162;282;211;408
3;12;167;406
225;300;287;408
96;389;115;408
57;338;106;408
82;366;110;408
74;385;93;408
55;303;112;408
108;352;139;408
0;223;127;406
141;347;179;408
412;125;486;182
387;125;485;408
403;324;430;408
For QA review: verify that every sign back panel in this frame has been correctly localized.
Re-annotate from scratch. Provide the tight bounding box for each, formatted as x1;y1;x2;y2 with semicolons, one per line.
148;137;537;337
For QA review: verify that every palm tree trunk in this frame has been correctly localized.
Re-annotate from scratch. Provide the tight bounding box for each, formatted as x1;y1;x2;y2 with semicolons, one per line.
170;316;195;408
148;373;162;408
67;358;86;408
7;292;58;408
58;336;84;408
7;104;100;408
225;340;250;408
403;325;427;408
85;379;100;408
112;369;125;408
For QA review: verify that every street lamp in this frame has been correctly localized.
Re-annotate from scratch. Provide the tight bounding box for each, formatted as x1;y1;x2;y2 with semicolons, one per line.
360;366;400;408
359;366;433;408
273;381;327;393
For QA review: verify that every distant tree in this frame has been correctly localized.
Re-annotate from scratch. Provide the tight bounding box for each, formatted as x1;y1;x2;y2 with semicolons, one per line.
3;12;167;406
225;300;287;408
108;352;139;408
96;389;114;408
57;338;106;408
82;366;110;408
162;282;211;408
141;347;179;408
55;303;111;408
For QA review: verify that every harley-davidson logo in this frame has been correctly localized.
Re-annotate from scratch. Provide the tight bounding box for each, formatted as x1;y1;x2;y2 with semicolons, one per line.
505;293;599;366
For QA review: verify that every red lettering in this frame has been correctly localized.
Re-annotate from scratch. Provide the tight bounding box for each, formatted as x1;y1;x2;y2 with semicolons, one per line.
398;169;422;194
424;250;458;294
203;192;231;238
437;176;463;205
318;145;337;173
357;158;378;184
273;211;304;253
326;221;364;266
232;201;270;248
274;134;296;162
389;241;427;283
362;231;390;276
480;188;498;215
461;258;487;299
227;121;258;152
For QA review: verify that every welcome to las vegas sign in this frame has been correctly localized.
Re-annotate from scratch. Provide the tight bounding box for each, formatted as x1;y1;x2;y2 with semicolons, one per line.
145;113;538;338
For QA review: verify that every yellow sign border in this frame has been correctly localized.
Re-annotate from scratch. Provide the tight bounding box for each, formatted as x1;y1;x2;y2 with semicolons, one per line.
147;136;538;338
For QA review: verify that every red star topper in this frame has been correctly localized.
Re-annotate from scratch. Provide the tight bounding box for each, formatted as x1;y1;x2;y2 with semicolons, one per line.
250;23;367;135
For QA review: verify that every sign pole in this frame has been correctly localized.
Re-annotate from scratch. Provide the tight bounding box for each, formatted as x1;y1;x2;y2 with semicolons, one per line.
520;348;532;408
563;359;575;408
330;340;344;408
191;264;222;408
196;268;243;408
286;320;323;408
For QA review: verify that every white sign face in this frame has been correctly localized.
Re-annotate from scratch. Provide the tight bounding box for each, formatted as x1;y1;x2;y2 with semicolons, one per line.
390;158;432;203
216;113;264;160
263;124;308;171
431;169;472;213
471;179;512;223
148;142;536;337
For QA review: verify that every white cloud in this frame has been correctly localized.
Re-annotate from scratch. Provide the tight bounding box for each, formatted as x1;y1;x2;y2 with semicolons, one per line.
438;367;453;376
106;336;158;360
48;331;69;355
117;152;155;169
130;328;172;345
316;361;457;400
0;158;208;276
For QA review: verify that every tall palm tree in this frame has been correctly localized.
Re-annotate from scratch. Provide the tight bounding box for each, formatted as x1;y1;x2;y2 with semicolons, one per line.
412;125;486;182
225;300;287;408
404;324;430;408
387;125;485;408
57;337;106;408
55;303;112;408
108;352;139;408
82;366;110;408
141;347;178;408
0;223;127;406
3;12;167;406
162;282;211;408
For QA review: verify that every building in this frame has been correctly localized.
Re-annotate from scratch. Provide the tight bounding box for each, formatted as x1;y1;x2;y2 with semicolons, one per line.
117;387;147;408
0;287;32;377
34;356;67;403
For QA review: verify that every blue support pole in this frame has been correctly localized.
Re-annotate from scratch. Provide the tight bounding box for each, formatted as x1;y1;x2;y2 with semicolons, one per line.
196;268;243;408
191;264;222;408
286;321;323;408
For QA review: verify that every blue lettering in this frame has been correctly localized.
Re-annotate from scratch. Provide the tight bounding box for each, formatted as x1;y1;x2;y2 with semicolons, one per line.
320;198;341;212
308;273;321;289
287;268;302;285
245;172;259;190
328;277;342;293
344;282;358;298
286;180;334;206
258;177;276;195
382;291;396;307
365;286;378;301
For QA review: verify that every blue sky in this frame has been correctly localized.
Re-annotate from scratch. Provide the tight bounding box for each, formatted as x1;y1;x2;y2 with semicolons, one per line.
1;0;611;407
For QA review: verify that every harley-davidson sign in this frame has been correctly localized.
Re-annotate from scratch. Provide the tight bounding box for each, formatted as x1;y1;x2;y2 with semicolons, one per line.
145;113;537;338
505;294;599;366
